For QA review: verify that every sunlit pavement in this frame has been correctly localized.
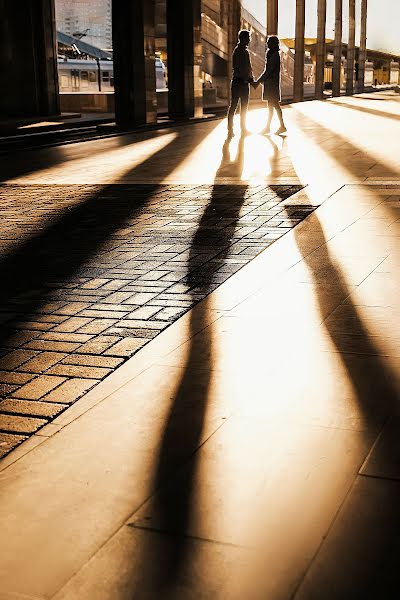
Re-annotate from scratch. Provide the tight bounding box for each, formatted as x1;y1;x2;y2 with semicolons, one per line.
0;91;399;599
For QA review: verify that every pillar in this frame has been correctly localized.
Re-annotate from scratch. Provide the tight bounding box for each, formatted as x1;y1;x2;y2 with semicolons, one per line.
0;0;59;118
294;0;305;102
167;0;203;120
227;0;242;102
332;0;343;96
267;0;279;36
113;0;157;128
358;0;368;92
346;0;356;95
315;0;327;99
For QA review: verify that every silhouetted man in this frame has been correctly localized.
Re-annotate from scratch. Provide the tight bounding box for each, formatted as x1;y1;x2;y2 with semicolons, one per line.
227;29;254;138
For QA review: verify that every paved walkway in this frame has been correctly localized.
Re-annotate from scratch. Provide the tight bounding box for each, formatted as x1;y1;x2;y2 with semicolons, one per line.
0;92;399;599
0;181;307;452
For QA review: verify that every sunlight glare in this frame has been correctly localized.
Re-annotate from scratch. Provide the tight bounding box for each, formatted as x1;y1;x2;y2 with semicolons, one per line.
6;132;178;184
165;120;227;184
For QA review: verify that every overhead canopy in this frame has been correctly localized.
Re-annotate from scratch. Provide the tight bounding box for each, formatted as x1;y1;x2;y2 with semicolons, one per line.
281;37;399;61
57;31;112;60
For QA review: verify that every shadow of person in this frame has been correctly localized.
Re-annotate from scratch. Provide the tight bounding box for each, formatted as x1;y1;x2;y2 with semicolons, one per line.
264;134;285;178
285;205;400;596
132;136;248;597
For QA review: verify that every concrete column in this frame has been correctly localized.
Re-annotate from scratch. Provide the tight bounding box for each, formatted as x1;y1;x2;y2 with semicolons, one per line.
220;0;230;30
167;0;203;120
0;0;59;118
315;0;327;100
227;0;242;102
294;0;305;102
332;0;343;97
113;0;157;128
358;0;368;92
346;0;356;95
267;0;279;36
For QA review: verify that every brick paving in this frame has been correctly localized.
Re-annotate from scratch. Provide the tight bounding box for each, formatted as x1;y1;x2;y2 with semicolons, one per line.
0;183;314;457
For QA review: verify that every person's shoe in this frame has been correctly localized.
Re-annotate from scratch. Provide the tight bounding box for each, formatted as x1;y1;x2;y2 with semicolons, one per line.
275;126;287;135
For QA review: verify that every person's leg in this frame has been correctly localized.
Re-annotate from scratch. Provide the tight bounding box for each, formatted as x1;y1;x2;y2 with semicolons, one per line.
227;81;240;135
274;102;287;133
262;102;274;133
274;102;285;127
239;83;250;133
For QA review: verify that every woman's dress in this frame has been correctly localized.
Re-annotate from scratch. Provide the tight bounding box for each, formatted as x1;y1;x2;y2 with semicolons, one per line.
259;50;281;103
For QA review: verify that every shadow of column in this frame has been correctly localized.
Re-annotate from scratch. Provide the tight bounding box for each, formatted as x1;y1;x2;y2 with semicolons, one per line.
288;106;400;182
286;205;400;595
0;127;213;354
286;207;398;425
328;98;400;122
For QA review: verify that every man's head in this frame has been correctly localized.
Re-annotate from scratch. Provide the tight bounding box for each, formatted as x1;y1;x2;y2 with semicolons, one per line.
238;29;251;46
267;35;280;52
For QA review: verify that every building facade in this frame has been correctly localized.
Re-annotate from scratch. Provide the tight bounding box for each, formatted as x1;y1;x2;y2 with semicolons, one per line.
55;0;112;51
154;0;266;103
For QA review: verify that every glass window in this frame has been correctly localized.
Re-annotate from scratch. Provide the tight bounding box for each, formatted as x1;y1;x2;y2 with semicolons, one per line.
89;71;97;82
71;69;80;88
81;70;89;88
60;74;70;89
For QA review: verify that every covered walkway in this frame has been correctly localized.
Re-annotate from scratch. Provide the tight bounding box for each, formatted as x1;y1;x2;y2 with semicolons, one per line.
0;92;399;599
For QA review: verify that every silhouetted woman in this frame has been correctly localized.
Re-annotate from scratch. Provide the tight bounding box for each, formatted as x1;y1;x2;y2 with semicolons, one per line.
256;36;287;135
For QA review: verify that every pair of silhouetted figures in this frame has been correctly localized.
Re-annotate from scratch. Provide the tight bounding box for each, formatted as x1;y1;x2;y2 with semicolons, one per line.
227;30;287;137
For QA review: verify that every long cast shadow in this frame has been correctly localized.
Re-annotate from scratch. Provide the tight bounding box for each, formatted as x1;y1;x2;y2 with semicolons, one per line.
290;106;400;182
0;127;173;184
328;98;400;122
134;135;248;596
283;105;400;593
352;92;398;101
0;126;212;355
286;206;400;596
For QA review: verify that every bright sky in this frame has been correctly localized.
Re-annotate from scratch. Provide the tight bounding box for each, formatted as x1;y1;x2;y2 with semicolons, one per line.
242;0;400;55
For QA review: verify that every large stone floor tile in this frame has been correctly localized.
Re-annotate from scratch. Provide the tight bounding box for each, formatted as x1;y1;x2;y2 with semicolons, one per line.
294;476;400;600
325;229;396;259
360;417;400;480
233;349;399;430
322;303;400;337
227;279;356;324
285;254;385;286
317;331;400;358
345;271;400;307
53;526;251;600
157;309;324;381
162;301;399;428
375;253;400;272
129;417;374;598
0;362;231;598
